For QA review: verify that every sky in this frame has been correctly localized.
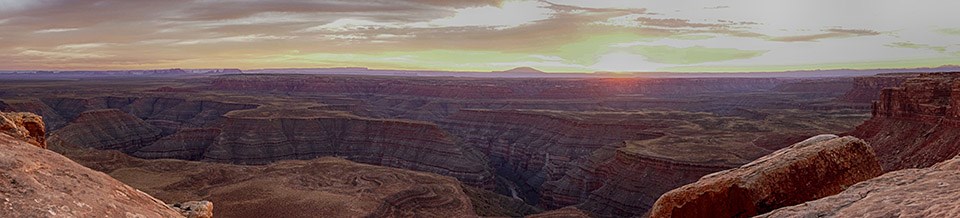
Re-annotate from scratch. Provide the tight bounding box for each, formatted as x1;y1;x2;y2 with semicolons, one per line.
0;0;958;72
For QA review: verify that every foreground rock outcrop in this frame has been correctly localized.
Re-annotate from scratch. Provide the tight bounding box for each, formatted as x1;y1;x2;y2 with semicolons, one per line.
851;72;960;171
649;135;882;218
170;201;214;218
0;112;183;217
0;112;46;148
760;154;960;217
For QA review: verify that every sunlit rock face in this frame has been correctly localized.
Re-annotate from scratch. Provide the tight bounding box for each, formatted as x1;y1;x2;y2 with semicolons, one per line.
851;72;960;171
0;112;184;217
758;154;960;218
0;112;46;148
649;136;882;218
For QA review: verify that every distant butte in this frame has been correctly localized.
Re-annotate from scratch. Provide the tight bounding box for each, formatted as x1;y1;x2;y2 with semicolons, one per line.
500;67;546;74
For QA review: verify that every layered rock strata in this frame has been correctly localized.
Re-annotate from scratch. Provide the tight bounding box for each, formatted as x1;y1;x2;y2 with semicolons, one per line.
838;73;915;103
49;109;162;152
134;128;221;160
0;112;184;217
202;111;493;187
648;135;883;218
759;154;960;217
38;96;256;131
851;72;960;171
568;143;747;217
41;101;494;188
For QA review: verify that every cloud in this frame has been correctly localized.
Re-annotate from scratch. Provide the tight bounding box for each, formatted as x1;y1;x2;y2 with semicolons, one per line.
34;28;79;33
0;0;958;72
413;1;554;29
629;45;766;64
173;34;296;45
888;42;948;52
770;28;881;42
938;28;960;36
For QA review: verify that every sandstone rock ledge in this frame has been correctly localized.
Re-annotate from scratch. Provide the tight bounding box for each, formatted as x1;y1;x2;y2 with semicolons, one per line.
759;154;960;218
649;135;883;218
0;112;46;148
0;112;183;217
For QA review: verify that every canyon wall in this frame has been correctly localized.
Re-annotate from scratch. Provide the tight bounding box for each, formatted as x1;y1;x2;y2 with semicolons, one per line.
203;112;494;187
553;143;745;217
440;109;666;203
49;109;163;152
851;72;960;171
33;96;494;187
838;73;915;103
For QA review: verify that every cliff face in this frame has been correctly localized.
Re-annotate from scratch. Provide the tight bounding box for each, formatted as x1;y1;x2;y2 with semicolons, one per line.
0;112;184;217
838;74;915;103
759;154;960;217
648;136;882;218
851;72;960;171
134;128;221;160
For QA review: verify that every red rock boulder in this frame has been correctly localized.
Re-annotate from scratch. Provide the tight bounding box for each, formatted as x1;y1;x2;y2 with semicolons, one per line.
648;135;882;218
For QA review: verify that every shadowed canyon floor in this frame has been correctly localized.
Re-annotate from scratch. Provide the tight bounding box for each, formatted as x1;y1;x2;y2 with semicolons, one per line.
1;73;908;217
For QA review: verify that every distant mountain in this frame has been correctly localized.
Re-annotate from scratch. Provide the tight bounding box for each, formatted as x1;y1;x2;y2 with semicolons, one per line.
499;67;546;74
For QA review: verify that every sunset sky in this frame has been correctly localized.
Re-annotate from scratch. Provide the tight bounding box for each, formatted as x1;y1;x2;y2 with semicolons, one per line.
0;0;958;72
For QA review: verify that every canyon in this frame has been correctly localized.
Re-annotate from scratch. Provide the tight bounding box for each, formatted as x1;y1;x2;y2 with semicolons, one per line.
5;70;960;217
647;72;960;218
851;72;960;171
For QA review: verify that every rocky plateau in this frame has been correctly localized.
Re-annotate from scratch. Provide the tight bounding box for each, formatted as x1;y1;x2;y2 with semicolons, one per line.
7;71;954;217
